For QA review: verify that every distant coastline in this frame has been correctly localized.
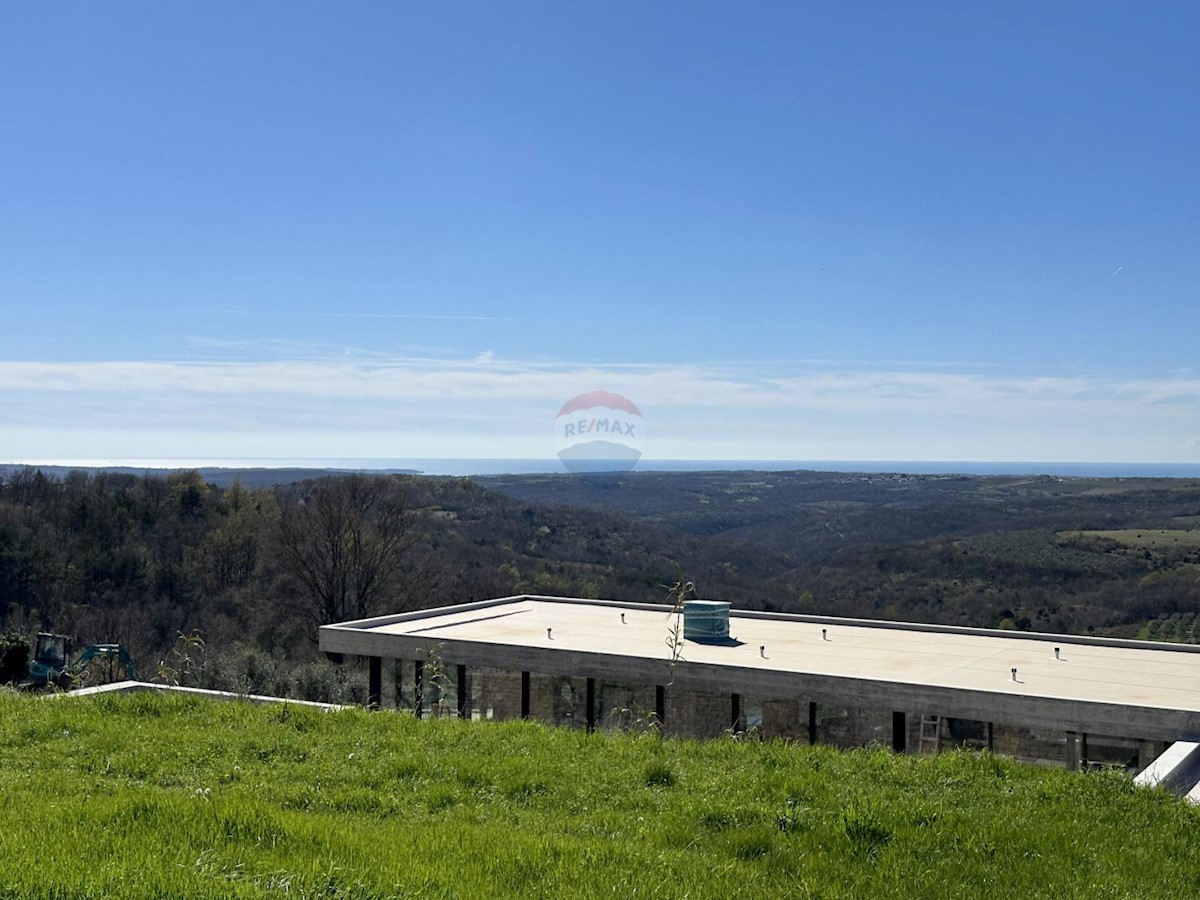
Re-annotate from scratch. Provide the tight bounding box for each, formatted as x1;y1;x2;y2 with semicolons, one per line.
3;458;1200;480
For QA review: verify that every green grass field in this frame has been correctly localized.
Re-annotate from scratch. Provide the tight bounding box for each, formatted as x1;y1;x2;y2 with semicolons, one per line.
2;691;1199;898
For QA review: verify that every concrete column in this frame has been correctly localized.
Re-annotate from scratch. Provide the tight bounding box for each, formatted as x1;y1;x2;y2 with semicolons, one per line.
1067;731;1082;770
392;659;403;710
368;656;382;709
456;665;468;718
808;701;818;745
1137;740;1159;772
585;678;596;732
892;711;907;753
470;666;485;719
521;670;531;719
378;658;396;709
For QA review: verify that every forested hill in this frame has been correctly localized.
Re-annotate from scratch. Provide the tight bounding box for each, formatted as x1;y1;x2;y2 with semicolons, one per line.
2;466;1200;698
0;469;785;685
0;465;418;489
481;470;1200;564
482;470;1200;635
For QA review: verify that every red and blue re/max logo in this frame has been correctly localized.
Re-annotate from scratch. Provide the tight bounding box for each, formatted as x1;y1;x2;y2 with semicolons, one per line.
563;418;637;438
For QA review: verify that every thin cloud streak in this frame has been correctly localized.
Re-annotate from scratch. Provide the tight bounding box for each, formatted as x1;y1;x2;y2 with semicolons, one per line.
2;357;1198;462
133;307;615;326
1;358;1198;412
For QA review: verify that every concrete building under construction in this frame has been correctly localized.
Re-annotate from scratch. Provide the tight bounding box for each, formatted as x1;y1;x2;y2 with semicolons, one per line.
319;595;1200;775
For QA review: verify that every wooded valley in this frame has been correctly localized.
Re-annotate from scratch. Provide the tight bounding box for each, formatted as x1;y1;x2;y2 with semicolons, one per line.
2;466;1199;700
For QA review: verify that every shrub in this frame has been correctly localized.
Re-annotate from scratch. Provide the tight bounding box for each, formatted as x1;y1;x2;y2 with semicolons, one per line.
0;632;29;684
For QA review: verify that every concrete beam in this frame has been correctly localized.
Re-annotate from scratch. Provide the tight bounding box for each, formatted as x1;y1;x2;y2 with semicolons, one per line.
61;680;348;710
1135;741;1200;798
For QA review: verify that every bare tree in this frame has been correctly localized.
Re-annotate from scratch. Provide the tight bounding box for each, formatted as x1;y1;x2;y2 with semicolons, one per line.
276;474;424;638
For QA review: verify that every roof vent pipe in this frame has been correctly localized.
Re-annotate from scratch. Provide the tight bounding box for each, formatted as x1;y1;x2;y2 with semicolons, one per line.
682;600;730;643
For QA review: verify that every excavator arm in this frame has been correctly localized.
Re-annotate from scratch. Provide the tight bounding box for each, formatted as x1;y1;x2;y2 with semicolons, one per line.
70;644;139;682
27;634;138;689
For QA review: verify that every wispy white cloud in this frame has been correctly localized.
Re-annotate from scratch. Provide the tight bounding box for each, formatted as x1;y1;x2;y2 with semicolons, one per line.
0;356;1197;462
138;307;614;325
187;337;397;360
1;358;1198;411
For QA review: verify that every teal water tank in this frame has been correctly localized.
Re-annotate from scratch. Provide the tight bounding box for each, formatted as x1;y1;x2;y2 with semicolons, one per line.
683;600;730;643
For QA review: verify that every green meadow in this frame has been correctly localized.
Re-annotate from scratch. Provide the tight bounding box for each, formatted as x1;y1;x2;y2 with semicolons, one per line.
2;691;1198;898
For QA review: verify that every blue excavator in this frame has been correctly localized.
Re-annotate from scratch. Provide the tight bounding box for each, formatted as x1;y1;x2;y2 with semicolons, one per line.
27;633;138;689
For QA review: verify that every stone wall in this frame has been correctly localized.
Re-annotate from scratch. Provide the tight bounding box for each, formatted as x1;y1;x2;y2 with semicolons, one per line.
762;697;806;741
991;723;1069;767
665;689;731;739
474;666;523;721
596;681;659;732
529;672;589;729
814;702;891;748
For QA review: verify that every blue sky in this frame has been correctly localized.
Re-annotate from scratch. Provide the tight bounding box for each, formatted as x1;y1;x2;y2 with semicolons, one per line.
2;2;1198;463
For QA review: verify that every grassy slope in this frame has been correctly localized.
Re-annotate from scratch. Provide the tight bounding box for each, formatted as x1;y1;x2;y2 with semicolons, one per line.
1;693;1198;899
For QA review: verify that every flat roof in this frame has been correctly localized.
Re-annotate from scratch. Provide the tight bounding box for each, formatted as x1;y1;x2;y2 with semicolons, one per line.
320;596;1200;740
